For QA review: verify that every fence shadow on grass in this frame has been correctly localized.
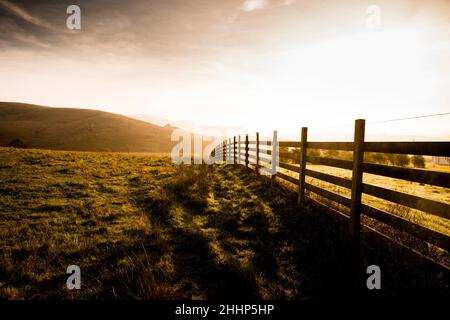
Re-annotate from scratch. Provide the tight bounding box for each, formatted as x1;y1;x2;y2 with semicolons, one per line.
121;163;448;300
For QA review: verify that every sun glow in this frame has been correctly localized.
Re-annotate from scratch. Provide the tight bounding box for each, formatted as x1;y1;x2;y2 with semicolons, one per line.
237;26;446;137
1;1;448;140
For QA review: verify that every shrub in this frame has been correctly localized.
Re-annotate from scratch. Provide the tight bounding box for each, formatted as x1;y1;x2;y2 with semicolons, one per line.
411;155;425;168
365;152;411;167
365;152;389;164
307;148;321;157
323;149;340;158
6;138;27;148
389;154;410;167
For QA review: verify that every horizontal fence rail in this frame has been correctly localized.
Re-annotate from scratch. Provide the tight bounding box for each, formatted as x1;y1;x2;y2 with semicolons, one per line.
211;119;450;254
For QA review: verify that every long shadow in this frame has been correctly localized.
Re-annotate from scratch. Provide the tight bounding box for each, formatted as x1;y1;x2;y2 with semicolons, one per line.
229;166;450;299
3;229;169;299
125;164;448;300
129;168;261;300
229;166;367;300
210;168;280;280
167;220;261;300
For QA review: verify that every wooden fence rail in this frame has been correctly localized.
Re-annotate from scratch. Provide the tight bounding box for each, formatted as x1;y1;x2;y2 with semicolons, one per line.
212;119;450;253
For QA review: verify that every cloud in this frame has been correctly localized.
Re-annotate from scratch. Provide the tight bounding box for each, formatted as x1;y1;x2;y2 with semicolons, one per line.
12;32;52;49
0;0;52;29
241;0;267;12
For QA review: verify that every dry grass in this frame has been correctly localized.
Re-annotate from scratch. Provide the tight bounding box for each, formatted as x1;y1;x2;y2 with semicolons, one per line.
272;160;450;265
0;147;448;300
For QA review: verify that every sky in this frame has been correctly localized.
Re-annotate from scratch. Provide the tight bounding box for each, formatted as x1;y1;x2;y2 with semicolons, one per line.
0;0;449;140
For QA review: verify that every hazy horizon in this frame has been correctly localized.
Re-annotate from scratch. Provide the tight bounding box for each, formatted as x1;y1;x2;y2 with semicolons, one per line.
1;0;449;140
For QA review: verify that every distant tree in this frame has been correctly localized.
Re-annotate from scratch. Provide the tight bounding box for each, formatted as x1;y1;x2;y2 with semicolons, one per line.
307;148;321;157
365;153;410;167
365;152;388;164
6;138;27;148
281;147;300;164
391;154;410;167
411;155;426;168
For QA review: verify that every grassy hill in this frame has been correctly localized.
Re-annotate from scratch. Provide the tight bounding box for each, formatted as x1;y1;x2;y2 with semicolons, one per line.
0;102;177;152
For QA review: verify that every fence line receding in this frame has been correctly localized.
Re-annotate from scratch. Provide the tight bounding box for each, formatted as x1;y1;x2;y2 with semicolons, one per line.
211;119;450;253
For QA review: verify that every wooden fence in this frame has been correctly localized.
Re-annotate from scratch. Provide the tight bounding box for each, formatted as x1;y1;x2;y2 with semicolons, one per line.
212;119;450;252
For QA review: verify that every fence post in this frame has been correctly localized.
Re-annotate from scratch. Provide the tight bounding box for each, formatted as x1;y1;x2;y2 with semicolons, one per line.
225;139;228;164
226;138;229;164
191;134;194;164
223;140;226;163
298;127;308;206
233;136;237;165
238;136;241;165
349;119;366;240
228;138;233;164
229;138;232;164
271;130;278;181
245;134;249;169
256;132;260;174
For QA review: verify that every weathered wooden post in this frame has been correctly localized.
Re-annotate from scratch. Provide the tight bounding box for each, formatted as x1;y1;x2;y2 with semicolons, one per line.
226;138;230;164
191;134;194;164
230;138;233;164
234;136;237;165
271;130;278;182
238;136;241;165
349;119;366;240
245;134;249;169
256;132;260;174
223;140;226;163
298;127;308;206
229;138;232;164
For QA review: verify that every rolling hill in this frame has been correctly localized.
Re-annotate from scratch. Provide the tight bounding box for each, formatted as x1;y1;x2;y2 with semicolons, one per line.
0;102;178;152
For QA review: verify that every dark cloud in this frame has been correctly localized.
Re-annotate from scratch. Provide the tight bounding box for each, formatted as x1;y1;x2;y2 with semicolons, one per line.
0;0;351;57
0;0;245;56
0;0;449;59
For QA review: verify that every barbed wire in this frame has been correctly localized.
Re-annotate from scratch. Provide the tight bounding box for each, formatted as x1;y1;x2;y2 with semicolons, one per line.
312;112;450;129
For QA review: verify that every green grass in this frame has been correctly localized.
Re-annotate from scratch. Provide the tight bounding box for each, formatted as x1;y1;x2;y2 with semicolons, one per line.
0;147;448;299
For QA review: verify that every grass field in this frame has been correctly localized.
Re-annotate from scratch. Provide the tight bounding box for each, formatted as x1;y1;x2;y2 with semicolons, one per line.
271;159;450;236
0;147;448;299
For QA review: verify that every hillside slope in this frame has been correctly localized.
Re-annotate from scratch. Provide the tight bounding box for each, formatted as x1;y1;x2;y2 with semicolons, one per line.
0;102;177;152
